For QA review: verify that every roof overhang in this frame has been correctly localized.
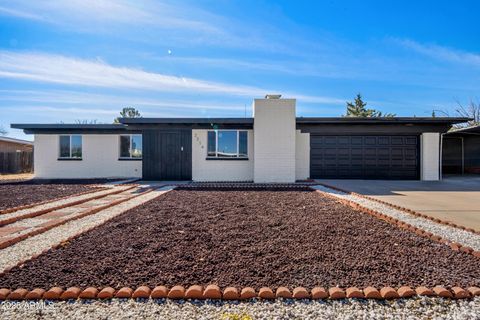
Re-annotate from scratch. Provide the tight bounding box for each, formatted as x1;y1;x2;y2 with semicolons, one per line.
11;117;471;134
10;124;136;135
445;124;480;136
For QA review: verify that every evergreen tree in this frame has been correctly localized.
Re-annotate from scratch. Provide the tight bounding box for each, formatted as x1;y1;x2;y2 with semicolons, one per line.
114;107;142;123
344;93;395;117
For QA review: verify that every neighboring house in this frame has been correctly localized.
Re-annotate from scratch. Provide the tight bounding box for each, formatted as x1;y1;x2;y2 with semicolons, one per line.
0;136;34;174
442;125;480;174
12;95;468;182
0;136;33;153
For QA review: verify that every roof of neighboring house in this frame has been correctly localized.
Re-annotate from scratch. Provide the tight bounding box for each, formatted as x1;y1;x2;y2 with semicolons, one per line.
0;136;33;145
11;117;471;134
445;124;480;136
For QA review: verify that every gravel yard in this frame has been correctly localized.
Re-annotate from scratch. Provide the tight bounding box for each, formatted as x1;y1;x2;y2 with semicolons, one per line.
0;179;115;211
1;297;479;320
0;187;478;290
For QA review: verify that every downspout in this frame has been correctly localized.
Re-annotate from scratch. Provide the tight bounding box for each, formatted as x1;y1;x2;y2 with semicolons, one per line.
439;133;444;180
461;137;465;175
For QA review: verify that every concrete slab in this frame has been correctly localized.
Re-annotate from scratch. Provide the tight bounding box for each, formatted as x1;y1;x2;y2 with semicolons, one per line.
316;176;480;230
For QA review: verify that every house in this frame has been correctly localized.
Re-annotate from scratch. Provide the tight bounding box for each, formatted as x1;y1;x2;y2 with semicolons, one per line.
0;136;33;153
11;95;468;182
442;125;480;174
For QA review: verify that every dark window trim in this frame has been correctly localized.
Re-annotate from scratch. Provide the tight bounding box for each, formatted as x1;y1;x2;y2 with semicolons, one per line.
119;134;143;159
59;134;82;159
57;158;82;161
206;157;249;161
207;130;248;158
118;157;142;161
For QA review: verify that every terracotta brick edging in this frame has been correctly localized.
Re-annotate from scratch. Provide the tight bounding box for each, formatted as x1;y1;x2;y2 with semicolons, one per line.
309;186;480;259
0;285;478;301
0;186;148;251
316;182;480;235
0;186;137;227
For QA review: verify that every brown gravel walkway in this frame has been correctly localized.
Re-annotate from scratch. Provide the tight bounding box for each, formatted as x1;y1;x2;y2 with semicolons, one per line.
0;179;113;211
0;188;479;290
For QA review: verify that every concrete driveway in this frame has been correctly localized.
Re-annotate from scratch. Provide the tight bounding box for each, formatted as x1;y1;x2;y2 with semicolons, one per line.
316;175;480;230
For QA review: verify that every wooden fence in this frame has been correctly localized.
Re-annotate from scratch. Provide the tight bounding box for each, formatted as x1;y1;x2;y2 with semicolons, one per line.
0;152;33;174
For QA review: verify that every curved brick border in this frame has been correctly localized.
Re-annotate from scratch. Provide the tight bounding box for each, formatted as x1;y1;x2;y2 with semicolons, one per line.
0;285;478;301
310;186;480;259
317;182;480;235
0;186;110;216
0;186;136;227
0;187;152;251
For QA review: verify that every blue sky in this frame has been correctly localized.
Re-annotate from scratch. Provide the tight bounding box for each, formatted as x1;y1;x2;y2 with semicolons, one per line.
1;0;479;140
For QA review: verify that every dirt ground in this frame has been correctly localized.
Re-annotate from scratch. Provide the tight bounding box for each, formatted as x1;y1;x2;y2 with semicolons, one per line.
0;179;111;211
0;187;478;290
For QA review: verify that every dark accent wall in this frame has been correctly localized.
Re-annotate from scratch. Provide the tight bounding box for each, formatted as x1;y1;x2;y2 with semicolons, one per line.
142;129;192;180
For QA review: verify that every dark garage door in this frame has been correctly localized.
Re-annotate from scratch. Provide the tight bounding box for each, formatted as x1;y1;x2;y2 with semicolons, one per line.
310;135;419;179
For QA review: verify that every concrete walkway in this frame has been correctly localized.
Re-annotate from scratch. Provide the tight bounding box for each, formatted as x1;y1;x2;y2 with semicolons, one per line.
316;176;480;230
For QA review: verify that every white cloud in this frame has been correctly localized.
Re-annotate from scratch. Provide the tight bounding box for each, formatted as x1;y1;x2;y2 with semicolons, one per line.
394;38;480;67
0;89;247;111
0;51;344;104
0;0;217;33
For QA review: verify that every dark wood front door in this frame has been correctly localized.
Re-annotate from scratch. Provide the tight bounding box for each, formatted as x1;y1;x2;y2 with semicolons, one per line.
142;129;192;180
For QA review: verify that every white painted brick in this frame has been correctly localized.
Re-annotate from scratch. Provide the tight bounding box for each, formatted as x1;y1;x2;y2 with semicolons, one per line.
34;134;141;179
253;98;296;183
191;129;254;181
295;130;310;180
421;132;440;181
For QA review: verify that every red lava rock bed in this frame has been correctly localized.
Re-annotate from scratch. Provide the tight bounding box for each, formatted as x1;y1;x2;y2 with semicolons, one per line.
0;187;479;290
0;179;114;211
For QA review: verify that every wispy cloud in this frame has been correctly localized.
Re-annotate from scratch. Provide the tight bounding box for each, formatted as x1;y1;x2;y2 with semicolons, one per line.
0;89;247;111
0;51;344;104
394;38;480;67
0;0;218;33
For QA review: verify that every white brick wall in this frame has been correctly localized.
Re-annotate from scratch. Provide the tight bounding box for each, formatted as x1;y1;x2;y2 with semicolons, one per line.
295;130;310;180
253;98;296;183
420;132;440;181
191;129;254;181
34;134;142;179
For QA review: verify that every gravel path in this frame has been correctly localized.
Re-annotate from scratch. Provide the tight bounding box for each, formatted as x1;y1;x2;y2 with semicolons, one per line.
313;185;480;251
0;186;173;273
1;297;479;320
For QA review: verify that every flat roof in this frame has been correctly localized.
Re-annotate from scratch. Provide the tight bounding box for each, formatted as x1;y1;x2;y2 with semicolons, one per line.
445;124;480;135
11;117;471;134
10;124;132;134
119;118;254;124
121;116;470;125
296;117;471;124
0;136;33;145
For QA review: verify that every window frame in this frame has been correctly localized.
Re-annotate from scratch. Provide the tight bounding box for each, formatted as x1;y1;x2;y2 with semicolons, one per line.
206;130;248;160
58;134;82;160
118;134;143;160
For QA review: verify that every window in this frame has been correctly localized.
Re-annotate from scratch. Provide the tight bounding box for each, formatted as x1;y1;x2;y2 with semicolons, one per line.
119;134;142;159
59;135;82;159
207;130;248;158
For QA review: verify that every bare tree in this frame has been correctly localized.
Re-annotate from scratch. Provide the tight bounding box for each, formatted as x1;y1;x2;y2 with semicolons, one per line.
435;99;480;129
75;119;98;124
0;126;7;136
454;99;480;128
